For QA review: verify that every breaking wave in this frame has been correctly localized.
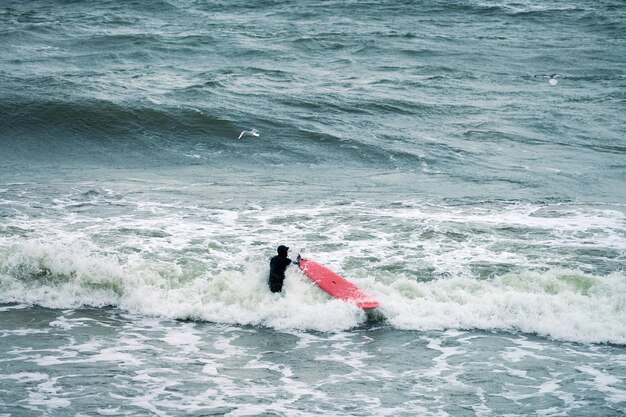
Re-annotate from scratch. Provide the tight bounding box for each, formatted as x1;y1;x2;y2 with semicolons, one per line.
1;241;624;344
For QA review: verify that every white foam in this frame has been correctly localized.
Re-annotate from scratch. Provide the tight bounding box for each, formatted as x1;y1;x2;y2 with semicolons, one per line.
382;270;626;344
1;199;625;342
0;373;71;410
201;364;219;375
49;316;98;330
0;303;29;312
576;365;626;404
26;377;71;409
0;372;49;383
32;339;143;367
0;328;49;337
2;236;625;342
314;349;373;370
161;324;203;354
69;341;102;353
419;337;467;385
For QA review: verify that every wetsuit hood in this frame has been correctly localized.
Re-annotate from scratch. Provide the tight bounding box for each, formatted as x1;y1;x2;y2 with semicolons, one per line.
277;245;289;256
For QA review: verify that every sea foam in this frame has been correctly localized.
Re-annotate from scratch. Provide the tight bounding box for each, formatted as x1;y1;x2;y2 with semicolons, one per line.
1;241;624;344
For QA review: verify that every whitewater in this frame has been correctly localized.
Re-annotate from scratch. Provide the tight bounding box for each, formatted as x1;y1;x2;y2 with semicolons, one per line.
1;186;625;343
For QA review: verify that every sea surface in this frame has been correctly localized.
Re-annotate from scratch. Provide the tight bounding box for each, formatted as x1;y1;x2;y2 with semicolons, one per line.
1;1;625;416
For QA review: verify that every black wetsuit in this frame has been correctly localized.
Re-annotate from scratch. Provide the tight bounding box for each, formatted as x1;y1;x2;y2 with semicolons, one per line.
268;254;292;293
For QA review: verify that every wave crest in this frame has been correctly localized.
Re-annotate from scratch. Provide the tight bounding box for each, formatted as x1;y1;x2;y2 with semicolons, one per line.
1;242;624;343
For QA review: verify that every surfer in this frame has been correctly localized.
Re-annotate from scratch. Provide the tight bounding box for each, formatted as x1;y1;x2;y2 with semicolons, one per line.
268;245;294;293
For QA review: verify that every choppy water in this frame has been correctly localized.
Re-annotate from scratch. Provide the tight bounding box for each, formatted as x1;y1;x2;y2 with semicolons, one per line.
1;0;625;416
2;305;625;416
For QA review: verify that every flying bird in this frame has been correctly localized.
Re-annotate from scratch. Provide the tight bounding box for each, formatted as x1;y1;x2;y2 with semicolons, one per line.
534;73;560;86
237;128;260;140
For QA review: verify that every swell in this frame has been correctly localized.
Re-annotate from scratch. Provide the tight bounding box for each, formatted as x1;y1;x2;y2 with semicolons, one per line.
0;101;417;173
0;97;240;149
0;95;425;170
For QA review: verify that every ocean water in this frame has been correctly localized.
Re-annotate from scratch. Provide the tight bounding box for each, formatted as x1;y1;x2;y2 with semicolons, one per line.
1;0;625;416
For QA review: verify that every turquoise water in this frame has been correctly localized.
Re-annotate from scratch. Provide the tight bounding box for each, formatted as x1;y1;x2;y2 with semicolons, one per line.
1;1;625;415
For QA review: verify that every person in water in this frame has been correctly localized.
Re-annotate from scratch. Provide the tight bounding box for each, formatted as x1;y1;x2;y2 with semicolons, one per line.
268;245;294;293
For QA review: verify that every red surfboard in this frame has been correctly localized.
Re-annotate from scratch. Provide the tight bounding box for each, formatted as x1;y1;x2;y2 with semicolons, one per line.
298;258;379;310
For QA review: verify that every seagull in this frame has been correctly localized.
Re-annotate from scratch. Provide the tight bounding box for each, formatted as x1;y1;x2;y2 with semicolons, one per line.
237;128;260;140
534;73;560;86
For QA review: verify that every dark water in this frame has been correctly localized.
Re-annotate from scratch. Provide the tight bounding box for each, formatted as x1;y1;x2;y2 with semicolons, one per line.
1;1;625;415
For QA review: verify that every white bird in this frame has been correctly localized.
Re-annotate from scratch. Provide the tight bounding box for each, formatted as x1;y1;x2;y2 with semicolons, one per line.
534;73;560;86
237;128;259;140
